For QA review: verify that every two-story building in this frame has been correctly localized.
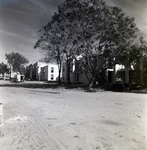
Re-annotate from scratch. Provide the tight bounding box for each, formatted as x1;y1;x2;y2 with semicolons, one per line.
27;62;59;82
40;63;59;81
61;58;144;86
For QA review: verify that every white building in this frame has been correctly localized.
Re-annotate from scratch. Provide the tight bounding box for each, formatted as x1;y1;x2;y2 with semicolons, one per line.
35;62;59;81
36;62;48;81
11;72;25;82
40;63;59;81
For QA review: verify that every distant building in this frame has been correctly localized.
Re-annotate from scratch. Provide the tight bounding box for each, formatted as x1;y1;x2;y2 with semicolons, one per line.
27;62;59;81
26;64;33;80
36;62;48;81
61;58;144;86
61;59;89;85
11;72;25;82
27;58;144;86
40;63;59;81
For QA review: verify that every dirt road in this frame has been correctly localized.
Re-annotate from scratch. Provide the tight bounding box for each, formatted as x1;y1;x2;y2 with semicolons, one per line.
0;86;147;150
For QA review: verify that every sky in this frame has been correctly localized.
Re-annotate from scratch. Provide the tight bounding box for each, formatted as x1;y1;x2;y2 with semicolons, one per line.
0;0;147;64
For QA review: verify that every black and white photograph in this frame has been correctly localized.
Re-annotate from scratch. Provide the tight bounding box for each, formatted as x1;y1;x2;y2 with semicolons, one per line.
0;0;147;149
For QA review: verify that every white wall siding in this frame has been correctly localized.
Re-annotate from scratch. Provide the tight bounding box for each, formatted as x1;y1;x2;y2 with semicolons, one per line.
48;64;59;81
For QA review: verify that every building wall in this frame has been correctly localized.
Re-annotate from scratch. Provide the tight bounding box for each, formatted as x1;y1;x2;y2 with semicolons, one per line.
17;74;25;82
28;64;33;79
61;61;90;85
70;73;74;83
44;66;48;81
38;63;59;81
35;62;49;81
78;73;89;85
47;64;59;81
40;67;45;81
27;62;59;81
28;60;144;85
61;63;67;82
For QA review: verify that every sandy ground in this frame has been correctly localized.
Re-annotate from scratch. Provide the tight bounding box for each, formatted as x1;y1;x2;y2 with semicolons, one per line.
0;82;147;150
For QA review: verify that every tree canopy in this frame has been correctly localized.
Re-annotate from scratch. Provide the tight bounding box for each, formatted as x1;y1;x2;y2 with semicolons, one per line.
0;62;9;75
5;52;29;74
35;0;145;86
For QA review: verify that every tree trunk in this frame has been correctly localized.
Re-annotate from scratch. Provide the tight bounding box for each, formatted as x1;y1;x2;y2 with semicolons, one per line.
67;59;71;84
89;77;95;88
10;66;12;81
88;71;101;88
58;62;61;86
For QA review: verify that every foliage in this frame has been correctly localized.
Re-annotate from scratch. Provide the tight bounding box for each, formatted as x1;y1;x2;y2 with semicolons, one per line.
34;22;64;85
35;0;140;86
34;8;78;84
5;52;29;74
0;62;9;75
137;37;147;71
119;37;147;69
